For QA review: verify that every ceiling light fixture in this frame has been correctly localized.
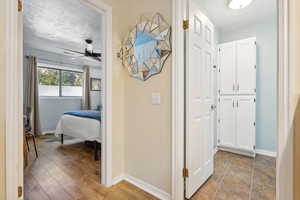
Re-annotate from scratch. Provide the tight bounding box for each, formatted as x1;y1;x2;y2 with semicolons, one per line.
228;0;254;10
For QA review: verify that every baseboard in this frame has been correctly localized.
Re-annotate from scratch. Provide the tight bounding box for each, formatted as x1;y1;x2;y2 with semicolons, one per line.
41;130;56;135
112;174;126;185
112;174;171;200
256;149;277;157
214;147;219;154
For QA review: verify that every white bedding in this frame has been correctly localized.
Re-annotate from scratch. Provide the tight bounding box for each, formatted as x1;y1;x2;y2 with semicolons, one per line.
55;114;101;143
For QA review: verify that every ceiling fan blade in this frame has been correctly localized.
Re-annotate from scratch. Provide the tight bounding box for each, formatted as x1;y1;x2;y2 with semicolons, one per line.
62;48;85;55
91;56;102;62
91;52;102;57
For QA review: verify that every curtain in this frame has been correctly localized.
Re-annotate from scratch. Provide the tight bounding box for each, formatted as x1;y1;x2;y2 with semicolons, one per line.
24;56;41;136
82;66;91;110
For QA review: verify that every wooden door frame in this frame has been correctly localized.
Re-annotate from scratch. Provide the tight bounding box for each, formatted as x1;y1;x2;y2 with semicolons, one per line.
171;0;291;200
3;0;113;199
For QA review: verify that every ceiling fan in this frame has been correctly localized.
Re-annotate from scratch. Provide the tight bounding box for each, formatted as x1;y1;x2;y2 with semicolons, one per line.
63;39;102;62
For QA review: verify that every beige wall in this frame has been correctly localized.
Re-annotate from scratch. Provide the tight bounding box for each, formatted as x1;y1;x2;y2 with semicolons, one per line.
101;0;172;193
0;0;6;199
123;0;172;194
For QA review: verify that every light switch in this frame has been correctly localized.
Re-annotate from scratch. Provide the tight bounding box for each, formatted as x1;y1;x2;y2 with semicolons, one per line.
151;93;161;105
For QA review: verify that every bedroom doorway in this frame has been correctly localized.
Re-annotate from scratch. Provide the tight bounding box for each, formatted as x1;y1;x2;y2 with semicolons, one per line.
4;0;112;199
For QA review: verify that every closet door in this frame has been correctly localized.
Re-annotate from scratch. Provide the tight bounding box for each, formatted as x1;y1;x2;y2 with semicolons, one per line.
218;96;236;148
218;42;236;95
236;96;256;151
236;38;256;95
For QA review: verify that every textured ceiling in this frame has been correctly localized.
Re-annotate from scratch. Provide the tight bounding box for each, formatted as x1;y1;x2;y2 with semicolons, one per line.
24;0;103;67
196;0;277;32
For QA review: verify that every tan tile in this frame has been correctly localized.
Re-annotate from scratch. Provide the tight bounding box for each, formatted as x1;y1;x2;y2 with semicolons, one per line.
253;168;276;187
216;186;250;200
251;184;276;200
191;192;215;200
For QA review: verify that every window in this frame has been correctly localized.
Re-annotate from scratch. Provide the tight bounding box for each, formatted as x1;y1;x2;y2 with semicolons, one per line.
38;66;83;97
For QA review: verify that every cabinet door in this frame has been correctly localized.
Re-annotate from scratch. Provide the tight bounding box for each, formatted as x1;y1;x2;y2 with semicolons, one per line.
236;96;256;151
218;42;236;95
236;38;256;95
218;96;236;148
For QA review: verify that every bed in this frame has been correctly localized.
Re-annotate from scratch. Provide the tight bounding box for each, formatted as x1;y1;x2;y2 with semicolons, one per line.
55;110;101;160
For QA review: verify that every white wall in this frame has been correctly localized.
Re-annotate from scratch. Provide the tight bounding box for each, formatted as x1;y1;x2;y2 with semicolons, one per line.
219;19;278;152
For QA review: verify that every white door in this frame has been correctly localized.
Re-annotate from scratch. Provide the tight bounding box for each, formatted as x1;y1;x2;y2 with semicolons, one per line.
218;42;236;95
218;96;236;148
236;96;256;151
236;38;256;95
185;0;214;198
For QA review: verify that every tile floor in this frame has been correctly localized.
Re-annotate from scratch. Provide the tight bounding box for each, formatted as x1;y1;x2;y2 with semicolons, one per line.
191;151;276;200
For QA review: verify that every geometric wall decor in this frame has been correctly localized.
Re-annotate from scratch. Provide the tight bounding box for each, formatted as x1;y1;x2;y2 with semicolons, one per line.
120;13;171;81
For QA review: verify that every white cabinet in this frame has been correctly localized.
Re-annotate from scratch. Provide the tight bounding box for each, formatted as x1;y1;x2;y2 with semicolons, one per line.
218;96;235;148
219;43;236;95
218;37;256;96
236;38;257;95
218;96;256;156
217;37;256;157
236;96;256;151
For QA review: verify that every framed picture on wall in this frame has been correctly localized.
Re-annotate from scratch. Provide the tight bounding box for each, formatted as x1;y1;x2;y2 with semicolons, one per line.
90;78;101;91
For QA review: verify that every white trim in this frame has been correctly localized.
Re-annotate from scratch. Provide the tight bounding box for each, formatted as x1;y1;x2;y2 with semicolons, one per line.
171;0;186;199
256;149;277;158
113;174;171;200
41;130;56;135
112;174;126;185
78;0;113;187
277;1;291;199
5;0;23;199
214;147;219;155
4;1;113;200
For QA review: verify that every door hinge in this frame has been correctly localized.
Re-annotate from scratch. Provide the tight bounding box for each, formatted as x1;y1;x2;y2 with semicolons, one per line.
253;145;256;150
183;20;189;30
254;65;256;69
254;122;256;126
255;41;257;45
213;65;217;69
183;168;189;178
254;98;256;103
18;186;23;198
254;88;256;93
18;0;23;12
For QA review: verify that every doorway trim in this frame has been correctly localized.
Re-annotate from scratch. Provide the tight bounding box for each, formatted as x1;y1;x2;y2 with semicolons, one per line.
171;0;290;200
3;0;113;199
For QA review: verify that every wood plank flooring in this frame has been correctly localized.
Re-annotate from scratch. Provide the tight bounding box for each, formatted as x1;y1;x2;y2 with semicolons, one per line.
24;135;158;200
